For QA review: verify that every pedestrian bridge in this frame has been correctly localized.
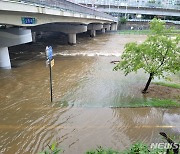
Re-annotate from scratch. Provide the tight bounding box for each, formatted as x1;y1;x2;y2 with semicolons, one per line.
0;0;118;69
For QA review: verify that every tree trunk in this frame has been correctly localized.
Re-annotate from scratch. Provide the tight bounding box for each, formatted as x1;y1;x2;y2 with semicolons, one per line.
142;73;153;93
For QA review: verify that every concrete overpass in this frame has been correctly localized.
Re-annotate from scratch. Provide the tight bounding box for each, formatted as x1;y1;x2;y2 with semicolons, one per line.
0;0;118;69
76;0;180;18
96;6;180;17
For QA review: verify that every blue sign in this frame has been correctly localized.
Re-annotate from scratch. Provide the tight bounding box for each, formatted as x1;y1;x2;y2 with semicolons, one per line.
21;17;36;24
46;46;53;60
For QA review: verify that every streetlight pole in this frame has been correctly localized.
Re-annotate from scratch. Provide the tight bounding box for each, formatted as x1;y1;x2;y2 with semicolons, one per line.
109;0;111;12
125;3;127;19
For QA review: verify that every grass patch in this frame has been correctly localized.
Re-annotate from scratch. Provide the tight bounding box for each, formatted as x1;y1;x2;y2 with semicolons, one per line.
118;29;180;35
118;30;151;35
153;82;180;89
119;99;180;108
86;146;119;154
40;143;168;154
86;143;166;154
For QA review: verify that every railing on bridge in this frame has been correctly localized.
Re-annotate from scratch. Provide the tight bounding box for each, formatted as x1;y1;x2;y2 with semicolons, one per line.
75;0;180;11
128;19;180;25
8;0;117;22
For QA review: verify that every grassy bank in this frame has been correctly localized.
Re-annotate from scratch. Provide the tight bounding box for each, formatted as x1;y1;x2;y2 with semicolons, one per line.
58;98;180;108
86;143;167;154
152;82;180;89
118;29;180;35
40;134;180;153
40;142;168;154
118;30;151;35
119;98;180;108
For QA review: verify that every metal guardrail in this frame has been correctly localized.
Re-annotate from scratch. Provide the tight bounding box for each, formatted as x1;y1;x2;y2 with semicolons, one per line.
128;19;180;25
76;0;180;11
7;0;117;22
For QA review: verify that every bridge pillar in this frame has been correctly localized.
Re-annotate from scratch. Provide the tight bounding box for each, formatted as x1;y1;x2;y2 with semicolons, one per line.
0;28;32;69
32;32;36;42
68;33;76;45
88;23;103;37
102;28;105;33
0;47;11;69
90;30;96;37
103;24;111;31
31;24;87;45
115;24;118;30
111;23;118;31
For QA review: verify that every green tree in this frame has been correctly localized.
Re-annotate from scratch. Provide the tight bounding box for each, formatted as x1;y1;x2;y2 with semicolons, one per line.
114;18;180;93
119;17;127;24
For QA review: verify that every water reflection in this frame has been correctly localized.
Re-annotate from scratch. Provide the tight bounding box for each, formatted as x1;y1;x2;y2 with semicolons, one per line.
163;112;180;134
1;107;178;153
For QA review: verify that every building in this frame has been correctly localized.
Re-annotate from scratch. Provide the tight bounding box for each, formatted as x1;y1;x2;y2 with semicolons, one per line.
75;0;180;9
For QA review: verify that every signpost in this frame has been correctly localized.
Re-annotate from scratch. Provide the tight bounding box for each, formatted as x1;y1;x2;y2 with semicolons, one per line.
45;46;54;102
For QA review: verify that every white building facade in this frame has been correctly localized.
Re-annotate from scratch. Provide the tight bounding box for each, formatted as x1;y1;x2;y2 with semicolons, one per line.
74;0;180;9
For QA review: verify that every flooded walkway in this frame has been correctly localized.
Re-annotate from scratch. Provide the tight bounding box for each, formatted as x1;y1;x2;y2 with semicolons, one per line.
0;32;179;153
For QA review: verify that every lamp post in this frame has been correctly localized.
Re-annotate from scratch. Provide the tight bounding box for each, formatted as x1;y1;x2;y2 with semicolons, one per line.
125;3;128;19
92;0;97;9
109;0;111;12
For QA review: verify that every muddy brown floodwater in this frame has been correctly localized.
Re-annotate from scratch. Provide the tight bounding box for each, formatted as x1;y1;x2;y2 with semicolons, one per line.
0;32;179;154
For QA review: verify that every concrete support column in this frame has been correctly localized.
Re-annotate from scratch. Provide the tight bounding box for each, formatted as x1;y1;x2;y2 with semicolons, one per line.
31;23;87;45
104;24;111;31
106;26;110;31
88;23;103;37
111;23;118;31
0;28;32;47
115;24;118;31
111;24;114;31
0;47;11;69
0;28;32;69
68;33;76;45
102;28;105;33
90;30;96;37
32;32;36;42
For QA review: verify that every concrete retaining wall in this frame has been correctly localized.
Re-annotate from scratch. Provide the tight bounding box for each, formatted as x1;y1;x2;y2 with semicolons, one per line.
118;21;180;30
